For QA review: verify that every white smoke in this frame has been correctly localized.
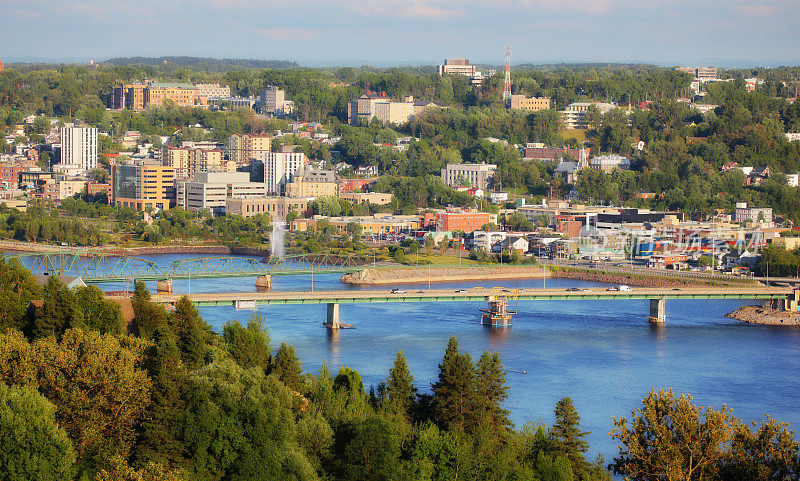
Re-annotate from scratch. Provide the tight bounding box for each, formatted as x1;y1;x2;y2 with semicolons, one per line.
271;218;285;258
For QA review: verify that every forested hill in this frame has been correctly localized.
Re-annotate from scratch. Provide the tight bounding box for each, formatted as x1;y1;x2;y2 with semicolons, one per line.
515;62;662;71
102;56;298;70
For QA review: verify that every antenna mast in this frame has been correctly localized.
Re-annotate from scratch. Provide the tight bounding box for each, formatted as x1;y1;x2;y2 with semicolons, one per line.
503;44;512;105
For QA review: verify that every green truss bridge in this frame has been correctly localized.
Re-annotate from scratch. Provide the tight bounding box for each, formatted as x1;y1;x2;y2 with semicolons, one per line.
3;252;365;282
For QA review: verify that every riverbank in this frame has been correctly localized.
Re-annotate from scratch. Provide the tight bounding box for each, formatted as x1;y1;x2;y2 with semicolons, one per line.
725;306;800;326
340;266;551;285
549;268;747;288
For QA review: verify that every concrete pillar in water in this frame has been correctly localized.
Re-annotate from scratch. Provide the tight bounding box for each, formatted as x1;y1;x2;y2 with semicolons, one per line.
156;279;173;294
649;297;666;324
324;302;340;329
255;275;271;291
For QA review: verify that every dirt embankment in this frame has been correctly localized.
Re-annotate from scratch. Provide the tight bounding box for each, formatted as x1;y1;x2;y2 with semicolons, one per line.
340;266;551;285
726;306;800;326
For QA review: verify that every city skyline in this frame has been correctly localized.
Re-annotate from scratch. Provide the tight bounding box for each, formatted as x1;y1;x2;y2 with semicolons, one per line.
2;0;800;67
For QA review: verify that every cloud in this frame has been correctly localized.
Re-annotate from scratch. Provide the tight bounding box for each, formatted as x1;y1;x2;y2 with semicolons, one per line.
735;4;777;16
6;9;42;19
257;27;319;41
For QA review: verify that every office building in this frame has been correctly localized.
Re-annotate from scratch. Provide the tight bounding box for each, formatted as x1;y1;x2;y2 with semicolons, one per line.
110;82;147;111
422;210;497;233
59;124;97;171
175;172;267;215
187;148;228;175
161;146;190;178
523;143;590;163
509;95;551;111
438;58;477;77
560;102;617;129
441;163;497;190
677;67;719;81
262;149;308;194
145;82;199;108
226;196;310;219
285;167;337;198
261;86;293;114
227;133;272;167
347;93;443;125
111;160;174;211
195;83;231;99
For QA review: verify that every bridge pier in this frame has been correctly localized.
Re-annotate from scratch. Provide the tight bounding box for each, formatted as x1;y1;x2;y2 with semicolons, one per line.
648;297;666;324
156;279;173;294
256;275;272;291
324;303;340;329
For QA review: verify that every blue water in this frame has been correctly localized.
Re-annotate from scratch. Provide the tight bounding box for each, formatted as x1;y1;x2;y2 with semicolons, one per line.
8;252;800;461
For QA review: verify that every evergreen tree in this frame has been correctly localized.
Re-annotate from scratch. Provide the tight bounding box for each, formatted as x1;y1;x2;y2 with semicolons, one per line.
0;258;41;331
168;296;207;369
549;397;590;472
131;281;168;339
475;351;511;432
432;337;479;432
222;314;271;370
384;350;416;417
73;285;124;334
273;343;303;392
29;276;81;339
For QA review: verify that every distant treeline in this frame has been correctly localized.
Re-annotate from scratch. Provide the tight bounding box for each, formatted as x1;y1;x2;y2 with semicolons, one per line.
103;56;299;70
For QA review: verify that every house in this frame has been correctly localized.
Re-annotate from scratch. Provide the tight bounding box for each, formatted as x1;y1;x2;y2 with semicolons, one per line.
496;236;529;253
555;161;580;184
747;167;771;185
471;231;507;251
724;250;759;268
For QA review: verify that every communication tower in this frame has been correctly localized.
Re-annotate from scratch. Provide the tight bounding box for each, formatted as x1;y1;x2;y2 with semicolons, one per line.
502;45;512;104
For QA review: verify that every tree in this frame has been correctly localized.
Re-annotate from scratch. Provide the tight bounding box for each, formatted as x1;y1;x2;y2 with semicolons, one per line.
273;343;303;392
719;416;800;481
0;258;41;331
29;276;81;339
610;388;731;481
432;337;479;432
73;285;124;334
346;221;363;241
222;314;271;370
132;281;169;340
383;350;417;417
168;296;207;369
475;351;511;432
334;417;402;481
0;383;76;480
549;397;589;472
425;233;436;255
177;359;316;480
95;455;186;481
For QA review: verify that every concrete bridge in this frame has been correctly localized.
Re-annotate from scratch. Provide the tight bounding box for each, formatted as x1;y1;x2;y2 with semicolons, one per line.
150;286;798;328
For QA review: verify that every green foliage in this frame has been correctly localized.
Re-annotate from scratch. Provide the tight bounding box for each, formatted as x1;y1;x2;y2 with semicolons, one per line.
0;383;76;480
0;258;41;332
432;337;480;432
222;314;271;370
273;343;303;392
549;397;590;472
382;350;417;417
168;296;208;369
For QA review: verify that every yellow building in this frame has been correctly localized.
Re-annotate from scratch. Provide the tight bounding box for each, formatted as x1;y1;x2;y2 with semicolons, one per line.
339;192;393;205
227;133;272;167
188;148;230;174
510;95;551;111
111;161;174;211
145;82;199;108
162;146;190;178
225;197;310;219
285;168;337;198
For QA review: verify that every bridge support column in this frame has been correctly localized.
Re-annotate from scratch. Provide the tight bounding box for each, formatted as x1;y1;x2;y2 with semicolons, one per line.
256;275;271;291
156;279;173;294
324;303;340;329
649;297;666;324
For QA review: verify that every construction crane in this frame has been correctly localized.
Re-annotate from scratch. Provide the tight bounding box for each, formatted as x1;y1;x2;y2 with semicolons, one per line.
502;45;512;105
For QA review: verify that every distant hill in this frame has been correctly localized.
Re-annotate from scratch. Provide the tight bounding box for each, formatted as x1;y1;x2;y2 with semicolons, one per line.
103;56;298;70
514;62;660;71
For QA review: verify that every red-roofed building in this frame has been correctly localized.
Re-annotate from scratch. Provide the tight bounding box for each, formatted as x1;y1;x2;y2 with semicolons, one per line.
338;177;377;194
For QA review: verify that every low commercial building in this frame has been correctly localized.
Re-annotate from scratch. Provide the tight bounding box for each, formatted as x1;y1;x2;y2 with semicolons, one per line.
560;102;617;129
734;203;773;224
175;172;267;215
339;192;393;205
111;161;174;211
438;58;476;77
347;93;443;125
292;214;421;235
423;210;498;233
441;163;497;190
226;196;310;219
195;83;231;99
523;143;589;163
509;95;551;111
589;154;630;173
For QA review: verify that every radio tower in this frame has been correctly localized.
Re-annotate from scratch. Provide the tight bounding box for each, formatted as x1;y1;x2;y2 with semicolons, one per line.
502;44;512;105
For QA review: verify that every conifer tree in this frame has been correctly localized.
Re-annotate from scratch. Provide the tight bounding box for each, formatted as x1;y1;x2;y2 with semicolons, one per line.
222;314;271;370
131;281;168;340
384;350;417;416
475;351;511;432
273;343;303;392
432;336;479;432
168;296;207;369
30;276;80;339
549;397;590;472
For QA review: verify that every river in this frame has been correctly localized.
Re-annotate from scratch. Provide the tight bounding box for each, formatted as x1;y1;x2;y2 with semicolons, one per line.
11;252;800;461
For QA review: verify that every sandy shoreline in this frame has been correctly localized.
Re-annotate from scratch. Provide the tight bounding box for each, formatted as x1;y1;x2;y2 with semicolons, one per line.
725;306;800;326
340;266;551;285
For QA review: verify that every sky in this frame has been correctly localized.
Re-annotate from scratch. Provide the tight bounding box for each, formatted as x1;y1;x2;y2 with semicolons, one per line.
2;0;799;67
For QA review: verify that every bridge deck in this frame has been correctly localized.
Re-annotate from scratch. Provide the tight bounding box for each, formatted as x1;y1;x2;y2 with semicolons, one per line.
150;287;793;307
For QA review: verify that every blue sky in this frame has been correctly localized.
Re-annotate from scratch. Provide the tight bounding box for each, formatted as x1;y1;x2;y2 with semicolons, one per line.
2;0;799;66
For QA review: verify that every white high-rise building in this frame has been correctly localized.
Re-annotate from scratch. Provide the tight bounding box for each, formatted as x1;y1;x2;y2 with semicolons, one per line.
59;124;98;171
263;150;308;194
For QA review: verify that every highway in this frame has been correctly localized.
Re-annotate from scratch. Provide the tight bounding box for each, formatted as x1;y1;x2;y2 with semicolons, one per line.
150;286;794;307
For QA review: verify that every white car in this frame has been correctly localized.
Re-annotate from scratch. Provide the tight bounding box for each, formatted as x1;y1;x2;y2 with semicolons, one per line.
390;288;406;294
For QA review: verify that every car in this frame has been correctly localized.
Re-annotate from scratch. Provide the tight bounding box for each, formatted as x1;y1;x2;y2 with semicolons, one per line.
566;287;581;291
580;288;591;292
455;289;468;293
606;287;619;291
672;288;682;291
416;290;426;293
390;288;406;294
